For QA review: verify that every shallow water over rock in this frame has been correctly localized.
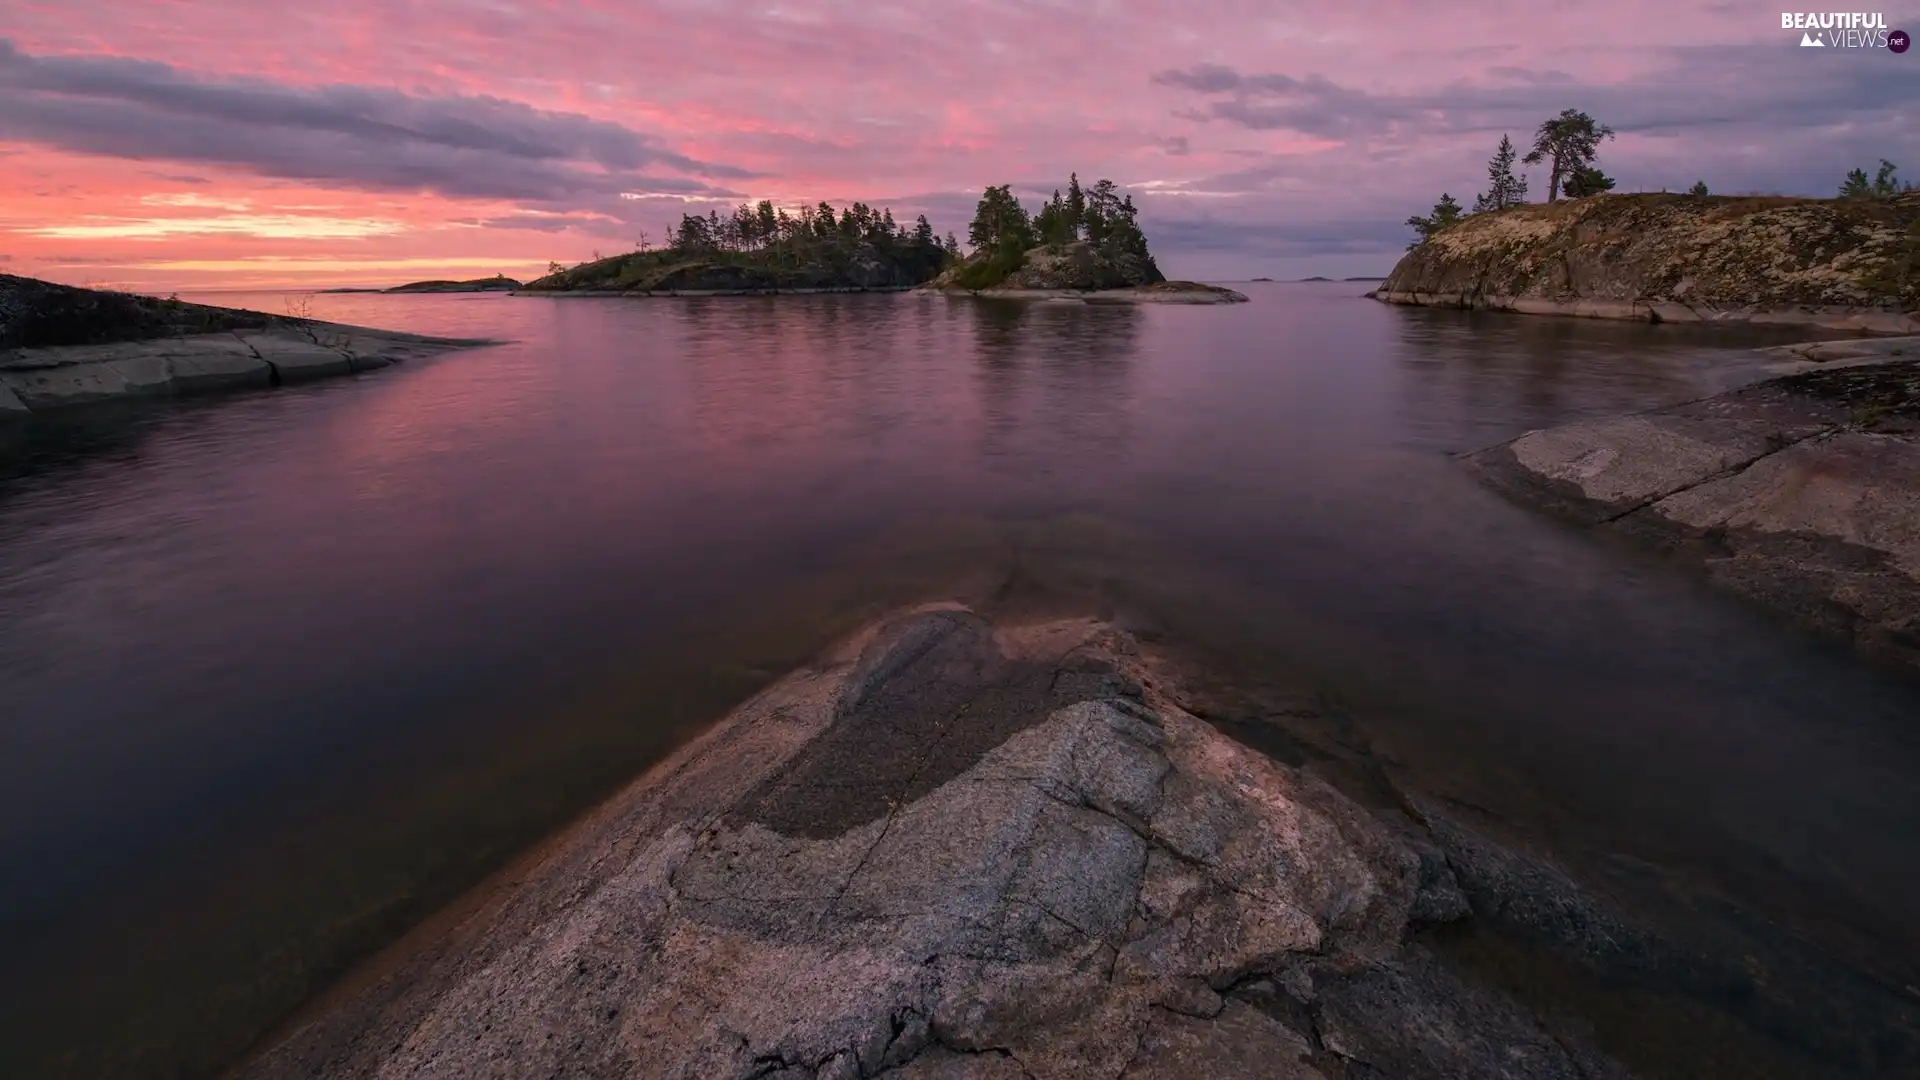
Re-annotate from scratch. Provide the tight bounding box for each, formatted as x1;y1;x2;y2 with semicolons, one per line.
2;285;1918;1078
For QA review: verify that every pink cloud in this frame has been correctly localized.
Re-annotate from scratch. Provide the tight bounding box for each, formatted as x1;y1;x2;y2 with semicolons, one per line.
1;2;1911;286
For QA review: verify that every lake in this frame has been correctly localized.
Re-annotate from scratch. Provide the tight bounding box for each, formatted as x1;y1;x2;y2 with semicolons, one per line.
3;283;1917;1078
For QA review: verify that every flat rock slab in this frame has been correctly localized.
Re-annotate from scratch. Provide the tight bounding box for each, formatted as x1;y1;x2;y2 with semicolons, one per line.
1466;357;1920;664
0;325;489;415
237;606;1625;1080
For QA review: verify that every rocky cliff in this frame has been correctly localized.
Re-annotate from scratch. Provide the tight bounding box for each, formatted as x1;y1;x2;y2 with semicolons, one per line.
1376;192;1920;333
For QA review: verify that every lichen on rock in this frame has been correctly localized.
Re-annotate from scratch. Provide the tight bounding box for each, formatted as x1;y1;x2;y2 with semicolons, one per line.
1375;192;1920;333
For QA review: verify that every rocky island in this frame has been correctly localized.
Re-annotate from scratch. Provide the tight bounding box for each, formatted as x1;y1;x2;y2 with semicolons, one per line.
520;200;952;295
1374;191;1920;333
924;178;1246;304
322;276;523;294
0;274;492;416
387;275;522;293
238;604;1916;1080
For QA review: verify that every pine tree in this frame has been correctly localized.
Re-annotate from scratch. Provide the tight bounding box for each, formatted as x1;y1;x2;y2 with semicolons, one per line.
1522;110;1614;202
1842;160;1915;198
1688;180;1709;197
1561;165;1616;198
967;185;1031;252
1066;173;1087;238
1084;179;1121;245
1405;194;1465;248
1471;135;1530;213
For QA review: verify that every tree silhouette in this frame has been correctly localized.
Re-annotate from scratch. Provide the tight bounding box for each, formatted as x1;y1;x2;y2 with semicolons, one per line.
1523;110;1614;202
1472;135;1530;212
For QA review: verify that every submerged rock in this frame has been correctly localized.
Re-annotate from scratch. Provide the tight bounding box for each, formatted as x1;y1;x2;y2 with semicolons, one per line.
1465;356;1920;666
239;606;1625;1080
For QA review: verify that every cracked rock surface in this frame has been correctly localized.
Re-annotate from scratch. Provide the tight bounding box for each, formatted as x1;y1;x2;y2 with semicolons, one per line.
1464;357;1920;667
237;605;1630;1080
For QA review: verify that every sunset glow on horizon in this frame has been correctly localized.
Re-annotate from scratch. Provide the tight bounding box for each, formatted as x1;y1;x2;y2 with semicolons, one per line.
2;1;1912;290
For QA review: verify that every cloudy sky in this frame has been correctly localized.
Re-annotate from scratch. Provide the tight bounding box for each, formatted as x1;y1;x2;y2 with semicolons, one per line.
1;1;1914;288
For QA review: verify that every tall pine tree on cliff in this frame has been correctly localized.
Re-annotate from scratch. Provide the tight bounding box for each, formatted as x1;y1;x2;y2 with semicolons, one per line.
1522;110;1614;202
1471;135;1530;213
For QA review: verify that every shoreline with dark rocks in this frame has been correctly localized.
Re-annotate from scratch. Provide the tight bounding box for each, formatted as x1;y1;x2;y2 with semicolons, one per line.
513;285;921;298
1369;290;1920;335
514;284;1250;304
235;605;1918;1080
0;274;497;418
925;282;1249;305
1464;336;1920;670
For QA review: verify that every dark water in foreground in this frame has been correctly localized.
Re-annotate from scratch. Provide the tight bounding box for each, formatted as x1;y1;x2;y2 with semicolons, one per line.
3;285;1918;1078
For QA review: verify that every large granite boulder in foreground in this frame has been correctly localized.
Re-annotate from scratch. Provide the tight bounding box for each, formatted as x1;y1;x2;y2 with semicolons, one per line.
1466;351;1920;668
240;606;1627;1080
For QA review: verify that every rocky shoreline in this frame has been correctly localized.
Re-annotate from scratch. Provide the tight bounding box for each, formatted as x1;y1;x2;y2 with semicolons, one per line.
1464;338;1920;669
1369;290;1920;335
0;275;495;418
514;285;921;298
926;283;1249;305
513;284;1248;304
235;605;1918;1080
1;324;490;416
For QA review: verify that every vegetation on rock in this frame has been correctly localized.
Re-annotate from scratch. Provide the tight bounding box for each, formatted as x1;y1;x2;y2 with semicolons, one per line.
1560;163;1616;198
386;275;520;293
934;173;1164;291
1840;160;1917;199
523;199;953;293
1523;109;1615;203
1470;135;1530;213
0;273;272;349
1380;189;1920;316
1409;113;1617;247
1405;193;1467;249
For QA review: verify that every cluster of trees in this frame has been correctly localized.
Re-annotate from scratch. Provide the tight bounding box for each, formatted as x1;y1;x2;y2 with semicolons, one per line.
1840;160;1916;199
967;174;1153;261
667;199;960;260
1406;109;1616;247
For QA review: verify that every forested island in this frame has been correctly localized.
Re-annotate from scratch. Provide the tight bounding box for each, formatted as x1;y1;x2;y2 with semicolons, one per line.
520;201;953;294
523;177;1244;302
321;276;521;294
928;175;1246;302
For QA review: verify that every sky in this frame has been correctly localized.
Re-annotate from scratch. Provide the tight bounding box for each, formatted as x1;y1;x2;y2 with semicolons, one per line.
1;1;1914;290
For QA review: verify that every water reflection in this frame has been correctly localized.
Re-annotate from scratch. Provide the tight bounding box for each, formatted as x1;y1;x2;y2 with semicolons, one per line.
968;300;1140;478
1;288;1915;1080
1387;305;1830;451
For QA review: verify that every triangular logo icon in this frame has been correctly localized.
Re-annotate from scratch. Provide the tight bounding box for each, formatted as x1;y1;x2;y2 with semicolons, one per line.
1800;31;1825;45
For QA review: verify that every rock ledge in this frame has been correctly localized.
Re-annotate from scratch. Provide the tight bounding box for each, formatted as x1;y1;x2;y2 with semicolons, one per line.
238;606;1627;1080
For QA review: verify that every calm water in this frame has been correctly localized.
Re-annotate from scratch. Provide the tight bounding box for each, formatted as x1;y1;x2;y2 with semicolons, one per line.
3;284;1918;1078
